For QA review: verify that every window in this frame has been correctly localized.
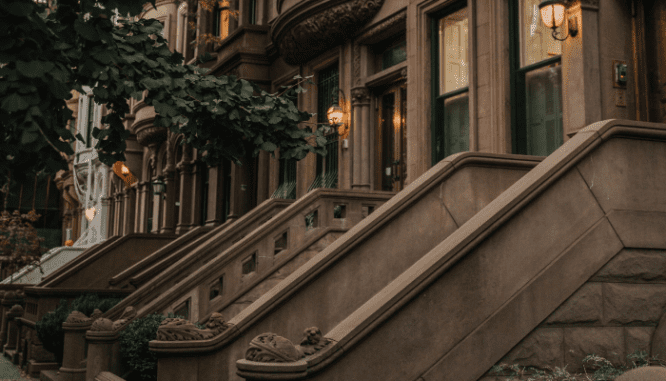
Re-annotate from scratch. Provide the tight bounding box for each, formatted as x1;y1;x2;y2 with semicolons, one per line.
310;64;339;190
381;39;407;71
510;0;563;156
431;3;469;164
271;158;296;199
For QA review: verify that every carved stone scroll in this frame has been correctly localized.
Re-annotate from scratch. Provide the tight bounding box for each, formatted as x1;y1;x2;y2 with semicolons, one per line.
90;318;114;332
156;312;229;341
245;327;332;363
112;306;137;330
65;311;92;324
273;0;385;65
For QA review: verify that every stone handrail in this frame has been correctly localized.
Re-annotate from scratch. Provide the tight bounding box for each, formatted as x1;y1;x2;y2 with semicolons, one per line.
102;198;294;321
147;153;540;381
234;120;666;381
108;225;214;288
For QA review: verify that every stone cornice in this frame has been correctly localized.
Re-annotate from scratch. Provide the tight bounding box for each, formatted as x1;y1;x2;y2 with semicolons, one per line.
270;0;385;65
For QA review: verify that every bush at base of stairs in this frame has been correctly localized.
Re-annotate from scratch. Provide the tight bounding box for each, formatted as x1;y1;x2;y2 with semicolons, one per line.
35;294;122;363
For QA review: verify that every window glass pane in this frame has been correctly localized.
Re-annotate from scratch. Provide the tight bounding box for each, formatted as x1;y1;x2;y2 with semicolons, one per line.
525;63;563;156
439;7;468;94
443;92;470;156
520;0;562;67
382;40;407;71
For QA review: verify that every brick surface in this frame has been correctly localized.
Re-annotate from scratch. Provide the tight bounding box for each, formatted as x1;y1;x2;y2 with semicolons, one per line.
501;328;564;369
593;249;666;282
564;327;625;372
603;283;666;325
545;283;602;324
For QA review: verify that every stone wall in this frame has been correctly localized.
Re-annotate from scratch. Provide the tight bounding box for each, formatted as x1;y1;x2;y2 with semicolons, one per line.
483;248;666;379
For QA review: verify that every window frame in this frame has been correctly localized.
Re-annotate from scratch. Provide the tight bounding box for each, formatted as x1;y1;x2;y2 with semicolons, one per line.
509;0;563;155
310;63;340;191
430;0;470;165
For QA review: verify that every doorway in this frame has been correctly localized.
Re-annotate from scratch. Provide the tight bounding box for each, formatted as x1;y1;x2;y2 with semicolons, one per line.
376;84;407;192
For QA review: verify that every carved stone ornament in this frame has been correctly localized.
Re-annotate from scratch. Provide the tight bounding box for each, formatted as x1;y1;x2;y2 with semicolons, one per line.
245;327;332;363
135;125;168;147
112;306;137;330
65;311;92;324
356;10;407;44
8;304;23;315
351;87;371;106
272;0;385;65
90;309;103;321
90;318;114;332
156;312;229;341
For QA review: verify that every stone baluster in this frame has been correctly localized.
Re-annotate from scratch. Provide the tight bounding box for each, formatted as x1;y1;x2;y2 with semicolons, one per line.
60;310;100;381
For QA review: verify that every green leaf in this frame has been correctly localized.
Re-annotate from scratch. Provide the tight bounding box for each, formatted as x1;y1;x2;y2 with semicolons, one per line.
1;93;29;112
4;1;33;17
240;80;254;98
16;61;55;78
74;19;100;41
21;130;39;145
261;142;277;152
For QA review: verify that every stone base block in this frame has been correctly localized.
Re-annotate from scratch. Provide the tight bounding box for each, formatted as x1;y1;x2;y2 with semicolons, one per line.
27;359;59;377
39;369;59;381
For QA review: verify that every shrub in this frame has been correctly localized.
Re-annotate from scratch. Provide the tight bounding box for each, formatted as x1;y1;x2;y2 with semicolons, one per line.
119;313;168;381
35;294;121;363
490;350;665;381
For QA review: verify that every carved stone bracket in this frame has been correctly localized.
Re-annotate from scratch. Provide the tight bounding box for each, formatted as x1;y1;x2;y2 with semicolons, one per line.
351;87;371;106
136;125;168;148
271;0;385;65
156;312;229;341
245;327;332;363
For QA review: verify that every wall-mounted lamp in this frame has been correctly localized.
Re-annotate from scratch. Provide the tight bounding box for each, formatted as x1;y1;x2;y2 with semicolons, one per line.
326;89;350;141
152;177;166;199
85;207;96;221
112;161;138;188
539;0;578;41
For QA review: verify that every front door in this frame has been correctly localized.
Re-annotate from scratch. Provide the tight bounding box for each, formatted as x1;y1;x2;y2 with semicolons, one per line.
376;84;407;191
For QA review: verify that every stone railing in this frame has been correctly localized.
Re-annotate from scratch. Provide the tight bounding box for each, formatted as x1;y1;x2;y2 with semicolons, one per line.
84;189;392;379
233;120;666;381
147;153;541;381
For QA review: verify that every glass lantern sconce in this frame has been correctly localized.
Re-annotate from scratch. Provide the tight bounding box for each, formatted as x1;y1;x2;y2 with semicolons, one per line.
112;161;138;189
539;0;578;41
152;177;166;199
326;89;350;142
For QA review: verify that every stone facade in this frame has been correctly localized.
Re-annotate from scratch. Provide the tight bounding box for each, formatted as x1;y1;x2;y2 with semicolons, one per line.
490;248;666;376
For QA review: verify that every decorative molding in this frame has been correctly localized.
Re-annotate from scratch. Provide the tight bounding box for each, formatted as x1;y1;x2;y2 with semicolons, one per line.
112;306;137;330
156;312;229;341
272;0;385;65
351;87;371;106
245;327;332;363
8;304;23;315
90;318;114;332
65;311;92;324
353;43;362;87
136;125;168;147
356;10;407;45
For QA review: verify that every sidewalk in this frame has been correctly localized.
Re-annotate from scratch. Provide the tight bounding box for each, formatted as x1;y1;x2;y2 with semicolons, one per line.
0;355;34;381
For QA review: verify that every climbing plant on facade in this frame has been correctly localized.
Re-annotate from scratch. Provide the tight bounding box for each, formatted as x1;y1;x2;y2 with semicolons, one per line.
0;210;46;282
0;0;327;189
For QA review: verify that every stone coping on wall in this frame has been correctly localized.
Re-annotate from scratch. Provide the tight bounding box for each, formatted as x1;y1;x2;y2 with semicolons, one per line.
233;119;666;380
102;198;295;322
108;225;214;287
148;152;543;353
36;236;120;287
38;233;178;288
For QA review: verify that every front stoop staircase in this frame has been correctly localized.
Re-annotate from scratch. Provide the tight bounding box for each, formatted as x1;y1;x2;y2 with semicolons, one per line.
67;151;540;380
227;120;666;381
